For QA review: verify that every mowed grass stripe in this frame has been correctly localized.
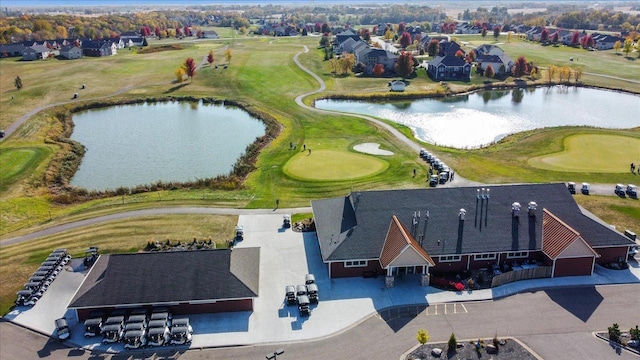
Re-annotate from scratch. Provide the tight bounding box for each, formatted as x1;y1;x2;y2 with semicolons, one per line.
0;147;50;191
528;134;640;172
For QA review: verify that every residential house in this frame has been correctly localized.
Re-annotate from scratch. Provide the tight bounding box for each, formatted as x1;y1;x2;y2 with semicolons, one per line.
200;30;219;39
474;44;513;75
82;41;116;57
427;55;471;81
59;45;83;60
0;43;26;57
593;34;624;50
335;38;368;56
438;40;464;56
311;183;635;280
335;29;361;45
354;47;398;76
22;44;50;61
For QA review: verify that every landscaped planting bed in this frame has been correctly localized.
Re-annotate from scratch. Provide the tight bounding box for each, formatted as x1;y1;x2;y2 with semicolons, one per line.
407;337;538;360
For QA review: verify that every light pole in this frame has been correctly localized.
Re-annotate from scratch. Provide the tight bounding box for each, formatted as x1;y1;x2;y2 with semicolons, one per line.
266;348;284;359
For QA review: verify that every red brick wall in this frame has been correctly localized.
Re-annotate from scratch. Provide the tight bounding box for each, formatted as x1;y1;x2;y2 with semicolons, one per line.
431;255;469;274
330;260;382;278
554;257;594;277
593;246;629;265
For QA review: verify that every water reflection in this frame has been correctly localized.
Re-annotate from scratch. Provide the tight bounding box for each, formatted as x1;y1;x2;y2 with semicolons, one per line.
315;87;639;149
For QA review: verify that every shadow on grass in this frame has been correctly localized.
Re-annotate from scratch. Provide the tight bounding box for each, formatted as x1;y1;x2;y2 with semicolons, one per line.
164;83;189;94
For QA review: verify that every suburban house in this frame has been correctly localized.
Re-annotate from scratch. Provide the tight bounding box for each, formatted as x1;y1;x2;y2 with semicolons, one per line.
427;55;471;81
593;34;625;50
335;37;368;55
68;248;260;321
354;46;398;75
59;45;83;60
0;43;26;57
82;41;117;57
22;44;51;61
311;183;634;280
335;29;361;45
438;40;464;56
474;45;513;75
200;30;219;39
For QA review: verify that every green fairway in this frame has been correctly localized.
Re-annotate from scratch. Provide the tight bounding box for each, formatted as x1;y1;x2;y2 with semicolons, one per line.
283;149;388;181
528;134;640;172
0;147;50;191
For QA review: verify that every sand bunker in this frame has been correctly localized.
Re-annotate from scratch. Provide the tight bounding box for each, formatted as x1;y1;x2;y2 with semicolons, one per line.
353;143;394;156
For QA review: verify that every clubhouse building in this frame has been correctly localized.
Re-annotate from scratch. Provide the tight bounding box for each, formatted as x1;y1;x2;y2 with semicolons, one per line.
311;183;635;280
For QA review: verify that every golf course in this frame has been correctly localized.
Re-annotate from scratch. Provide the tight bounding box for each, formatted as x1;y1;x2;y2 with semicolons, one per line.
1;30;639;314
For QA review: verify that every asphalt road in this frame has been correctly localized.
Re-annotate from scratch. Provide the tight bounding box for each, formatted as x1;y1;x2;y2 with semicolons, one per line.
2;284;639;360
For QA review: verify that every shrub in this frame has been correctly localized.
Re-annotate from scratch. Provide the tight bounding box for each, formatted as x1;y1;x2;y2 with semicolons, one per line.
448;333;457;353
608;323;621;343
493;333;500;349
454;282;465;291
630;325;640;341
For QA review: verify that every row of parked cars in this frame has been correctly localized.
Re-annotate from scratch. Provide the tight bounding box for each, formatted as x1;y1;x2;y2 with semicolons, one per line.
420;149;451;187
84;307;193;349
16;249;71;307
285;274;319;316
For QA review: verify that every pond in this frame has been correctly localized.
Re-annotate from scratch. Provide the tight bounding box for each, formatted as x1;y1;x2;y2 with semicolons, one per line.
315;87;640;149
70;101;266;190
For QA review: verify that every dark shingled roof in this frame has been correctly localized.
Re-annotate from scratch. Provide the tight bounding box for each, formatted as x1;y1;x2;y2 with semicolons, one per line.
312;183;633;262
69;248;259;309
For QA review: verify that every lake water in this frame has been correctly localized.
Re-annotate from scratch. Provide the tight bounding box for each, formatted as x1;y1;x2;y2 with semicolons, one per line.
315;87;640;149
70;101;266;190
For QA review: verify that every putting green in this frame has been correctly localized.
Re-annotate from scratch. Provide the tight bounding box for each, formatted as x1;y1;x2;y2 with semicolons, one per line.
528;134;640;173
0;147;48;190
283;149;389;181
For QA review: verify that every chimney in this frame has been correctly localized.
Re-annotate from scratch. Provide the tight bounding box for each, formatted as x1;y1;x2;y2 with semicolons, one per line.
528;201;537;217
512;202;521;217
459;208;466;221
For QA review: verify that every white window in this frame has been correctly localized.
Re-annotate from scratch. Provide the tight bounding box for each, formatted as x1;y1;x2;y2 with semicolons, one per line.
507;251;529;259
439;255;461;262
473;253;497;261
345;260;368;267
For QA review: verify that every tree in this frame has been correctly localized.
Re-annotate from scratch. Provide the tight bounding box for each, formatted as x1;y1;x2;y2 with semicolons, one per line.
372;63;385;77
608;323;621;343
481;27;487;39
417;329;430;358
427;39;439;56
574;67;583;82
623;38;633;57
225;48;233;63
547;65;558;83
14;76;22;90
207;50;214;65
397;22;406;35
399;32;412;49
530;66;539;79
630;325;640;341
455;49;465;58
493;26;501;40
484;64;495;78
394;51;414;79
613;40;621;53
328;58;339;76
540;28;549;43
512;56;529;77
580;34;594;49
174;67;185;83
183;57;197;81
570;31;580;46
551;32;559;44
507;31;512;43
448;333;458;353
340;53;356;75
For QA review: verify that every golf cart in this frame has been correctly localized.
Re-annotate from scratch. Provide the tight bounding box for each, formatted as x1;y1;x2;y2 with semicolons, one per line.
296;284;307;298
306;283;319;303
429;174;439;187
567;182;576;194
297;295;310;316
170;326;192;345
439;171;450;184
123;330;147;349
235;225;244;241
101;324;123;343
627;184;638;198
285;285;296;305
305;273;316;285
283;215;291;228
84;317;103;338
84;247;99;268
55;318;70;340
581;182;590;195
147;326;170;347
615;184;626;196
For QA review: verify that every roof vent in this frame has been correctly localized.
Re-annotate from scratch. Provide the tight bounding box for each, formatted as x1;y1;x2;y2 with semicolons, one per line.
528;201;537;216
486;188;490;199
512;202;521;217
477;189;481;199
459;208;466;221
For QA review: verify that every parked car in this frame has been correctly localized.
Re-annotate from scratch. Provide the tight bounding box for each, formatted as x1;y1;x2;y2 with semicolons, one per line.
285;285;296;305
147;326;170;347
305;274;316;285
84;317;103;338
615;184;626;196
297;295;310;316
581;182;590;195
567;182;576;194
626;184;638;198
306;283;319;303
101;324;123;343
429;174;439;187
55;318;70;340
123;330;147;349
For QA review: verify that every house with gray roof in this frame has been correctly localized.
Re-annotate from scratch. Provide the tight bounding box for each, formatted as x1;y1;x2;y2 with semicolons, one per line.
59;45;83;60
68;248;260;320
354;47;398;76
22;44;50;61
0;43;26;57
427;55;471;81
311;183;634;280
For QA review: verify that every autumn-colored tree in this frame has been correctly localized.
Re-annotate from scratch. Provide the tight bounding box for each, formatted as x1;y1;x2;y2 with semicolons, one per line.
484;64;495;78
512;56;529;77
570;31;580;45
540;28;549;43
174;67;185;83
384;28;394;41
580;34;594;49
183;57;197;81
176;27;182;37
340;53;356;75
574;67;583;81
455;49;464;58
613;40;621;53
551;32;559;44
328;58;339;76
321;23;330;34
394;51;414;79
530;66;539;79
481;27;487;39
207;50;214;65
361;28;371;42
507;31;512;43
547;65;558;83
468;49;476;62
493;26;501;40
225;48;233;63
417;329;430;358
622;38;633;57
399;32;412;49
397;22;406;35
372;63;385;77
427;39;439;56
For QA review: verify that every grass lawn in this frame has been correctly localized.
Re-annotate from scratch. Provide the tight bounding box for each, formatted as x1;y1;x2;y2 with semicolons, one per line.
283;149;388;181
0;147;50;192
528;134;640;172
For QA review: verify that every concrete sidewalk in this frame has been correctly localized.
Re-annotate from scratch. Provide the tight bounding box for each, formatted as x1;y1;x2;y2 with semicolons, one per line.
6;214;639;352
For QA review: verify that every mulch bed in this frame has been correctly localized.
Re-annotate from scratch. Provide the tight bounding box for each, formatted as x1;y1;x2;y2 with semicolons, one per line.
407;338;538;360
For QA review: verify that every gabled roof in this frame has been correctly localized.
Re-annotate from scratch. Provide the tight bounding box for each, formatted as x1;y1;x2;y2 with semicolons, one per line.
69;248;259;309
542;209;599;259
380;215;435;268
25;44;49;53
429;55;468;67
312;183;634;262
